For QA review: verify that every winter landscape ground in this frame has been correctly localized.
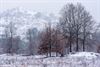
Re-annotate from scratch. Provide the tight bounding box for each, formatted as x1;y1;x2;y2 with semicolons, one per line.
0;0;100;67
0;52;100;67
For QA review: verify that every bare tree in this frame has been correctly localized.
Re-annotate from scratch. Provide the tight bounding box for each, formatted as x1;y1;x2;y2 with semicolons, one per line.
38;24;64;57
74;4;94;51
97;46;100;53
59;3;76;52
27;29;33;55
12;36;21;54
26;28;38;55
38;27;50;56
81;12;94;51
4;21;17;54
38;24;52;57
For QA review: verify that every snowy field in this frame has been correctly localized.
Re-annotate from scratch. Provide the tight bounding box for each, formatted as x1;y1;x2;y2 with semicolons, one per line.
0;52;100;67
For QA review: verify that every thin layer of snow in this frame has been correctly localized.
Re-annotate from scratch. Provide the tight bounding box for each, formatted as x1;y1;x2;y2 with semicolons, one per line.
68;52;100;58
0;52;100;67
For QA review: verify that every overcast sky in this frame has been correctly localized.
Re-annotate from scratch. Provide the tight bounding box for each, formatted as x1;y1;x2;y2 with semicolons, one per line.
0;0;100;22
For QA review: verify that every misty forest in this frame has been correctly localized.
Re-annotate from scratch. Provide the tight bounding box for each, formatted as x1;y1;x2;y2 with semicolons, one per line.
0;2;100;67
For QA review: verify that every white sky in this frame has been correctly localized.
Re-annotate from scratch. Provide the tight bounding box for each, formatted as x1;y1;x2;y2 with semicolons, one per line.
0;0;100;22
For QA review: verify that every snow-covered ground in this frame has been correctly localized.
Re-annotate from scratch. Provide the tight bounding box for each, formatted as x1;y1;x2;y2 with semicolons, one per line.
0;52;100;67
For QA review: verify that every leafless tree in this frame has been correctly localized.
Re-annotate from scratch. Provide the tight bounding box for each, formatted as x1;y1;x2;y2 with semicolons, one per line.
59;3;76;52
59;3;94;52
97;46;100;53
81;11;94;51
26;28;38;55
4;21;17;54
38;23;52;57
74;4;94;51
38;23;65;57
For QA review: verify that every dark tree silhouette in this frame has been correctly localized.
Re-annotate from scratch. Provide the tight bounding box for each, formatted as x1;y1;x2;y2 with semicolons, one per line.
59;3;94;52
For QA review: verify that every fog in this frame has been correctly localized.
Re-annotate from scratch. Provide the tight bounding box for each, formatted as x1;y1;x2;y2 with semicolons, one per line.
0;0;100;22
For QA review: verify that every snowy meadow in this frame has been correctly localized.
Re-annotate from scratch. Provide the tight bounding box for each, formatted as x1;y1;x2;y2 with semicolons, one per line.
0;52;100;67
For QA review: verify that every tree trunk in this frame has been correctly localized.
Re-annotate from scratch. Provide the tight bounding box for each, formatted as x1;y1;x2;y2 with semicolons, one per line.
83;39;85;51
69;33;72;52
76;32;79;52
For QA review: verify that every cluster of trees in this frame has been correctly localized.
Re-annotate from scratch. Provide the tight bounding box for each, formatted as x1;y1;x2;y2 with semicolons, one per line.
59;3;94;52
0;3;100;56
38;23;66;57
38;3;99;57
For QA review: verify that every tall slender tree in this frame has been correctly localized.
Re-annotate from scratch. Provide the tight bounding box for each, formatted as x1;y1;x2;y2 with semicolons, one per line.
4;21;17;54
26;28;38;55
59;4;76;52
